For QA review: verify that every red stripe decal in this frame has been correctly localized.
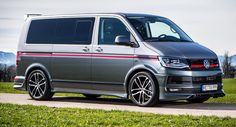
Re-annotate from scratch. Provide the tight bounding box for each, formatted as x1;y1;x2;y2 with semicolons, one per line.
19;52;158;60
191;64;219;68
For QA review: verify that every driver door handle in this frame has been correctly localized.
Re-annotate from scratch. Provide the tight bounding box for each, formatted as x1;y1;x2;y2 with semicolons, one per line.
95;47;103;52
82;46;89;52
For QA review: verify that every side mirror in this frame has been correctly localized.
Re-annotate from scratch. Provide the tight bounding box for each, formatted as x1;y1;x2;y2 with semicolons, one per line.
115;35;131;46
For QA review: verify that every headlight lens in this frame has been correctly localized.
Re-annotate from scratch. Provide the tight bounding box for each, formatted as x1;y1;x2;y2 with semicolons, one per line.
160;57;189;69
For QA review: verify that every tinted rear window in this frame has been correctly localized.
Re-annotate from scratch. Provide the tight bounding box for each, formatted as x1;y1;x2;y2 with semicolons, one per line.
26;19;56;44
26;18;95;44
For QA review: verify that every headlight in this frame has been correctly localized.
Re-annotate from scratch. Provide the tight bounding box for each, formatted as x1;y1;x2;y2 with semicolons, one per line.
160;57;189;69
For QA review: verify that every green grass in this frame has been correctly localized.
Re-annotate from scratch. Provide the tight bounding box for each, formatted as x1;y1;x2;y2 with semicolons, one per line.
0;103;235;127
0;79;236;103
0;82;26;94
207;78;236;104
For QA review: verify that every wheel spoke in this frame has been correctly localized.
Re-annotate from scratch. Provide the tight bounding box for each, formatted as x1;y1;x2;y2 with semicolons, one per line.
36;73;40;83
38;78;45;84
132;91;141;96
143;80;151;89
137;77;142;87
142;92;145;104
142;77;148;87
134;79;142;88
138;91;142;104
143;91;152;98
29;83;36;87
38;87;44;96
144;89;152;93
29;80;37;85
39;82;46;86
131;88;141;92
34;73;37;82
32;87;37;96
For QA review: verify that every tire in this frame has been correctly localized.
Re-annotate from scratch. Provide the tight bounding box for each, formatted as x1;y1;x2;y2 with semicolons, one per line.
128;71;159;107
83;94;101;98
187;97;209;103
27;69;54;100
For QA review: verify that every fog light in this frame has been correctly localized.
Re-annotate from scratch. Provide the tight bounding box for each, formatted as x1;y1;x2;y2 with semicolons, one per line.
169;88;180;92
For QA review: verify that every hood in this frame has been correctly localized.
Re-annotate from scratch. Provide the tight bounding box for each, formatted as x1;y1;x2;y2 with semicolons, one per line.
146;42;217;59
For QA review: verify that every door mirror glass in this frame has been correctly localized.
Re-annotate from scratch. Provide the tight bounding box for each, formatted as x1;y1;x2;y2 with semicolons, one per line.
115;35;131;46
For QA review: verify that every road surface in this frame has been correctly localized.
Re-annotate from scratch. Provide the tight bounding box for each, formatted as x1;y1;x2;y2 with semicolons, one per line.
0;93;236;118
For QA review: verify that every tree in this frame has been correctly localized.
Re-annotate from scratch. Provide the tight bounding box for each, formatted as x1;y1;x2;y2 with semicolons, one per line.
223;52;235;78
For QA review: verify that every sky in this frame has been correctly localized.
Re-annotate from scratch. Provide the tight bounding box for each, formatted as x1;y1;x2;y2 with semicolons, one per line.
0;0;235;55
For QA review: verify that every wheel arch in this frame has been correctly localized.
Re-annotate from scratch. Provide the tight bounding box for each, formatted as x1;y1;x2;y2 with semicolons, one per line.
24;63;52;90
124;64;159;98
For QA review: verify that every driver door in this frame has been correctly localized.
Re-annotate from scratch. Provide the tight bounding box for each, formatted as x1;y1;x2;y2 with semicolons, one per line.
91;17;135;92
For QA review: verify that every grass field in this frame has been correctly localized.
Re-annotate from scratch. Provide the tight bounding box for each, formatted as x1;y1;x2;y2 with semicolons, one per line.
0;103;235;127
0;79;235;103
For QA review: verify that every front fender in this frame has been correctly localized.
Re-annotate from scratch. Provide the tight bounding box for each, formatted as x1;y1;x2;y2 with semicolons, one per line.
123;64;159;97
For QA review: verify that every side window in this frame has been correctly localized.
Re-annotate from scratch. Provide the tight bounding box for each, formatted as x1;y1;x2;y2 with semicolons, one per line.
74;20;94;44
54;19;76;43
98;18;130;45
53;18;95;44
26;19;56;44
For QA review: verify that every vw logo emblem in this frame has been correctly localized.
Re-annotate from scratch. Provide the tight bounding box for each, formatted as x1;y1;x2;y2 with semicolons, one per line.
203;60;210;69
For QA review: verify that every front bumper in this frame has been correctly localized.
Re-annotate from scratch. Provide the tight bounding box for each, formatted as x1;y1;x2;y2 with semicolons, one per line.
13;76;26;90
156;69;225;101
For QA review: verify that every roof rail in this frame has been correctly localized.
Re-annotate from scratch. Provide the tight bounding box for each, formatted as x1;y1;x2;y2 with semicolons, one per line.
24;14;42;20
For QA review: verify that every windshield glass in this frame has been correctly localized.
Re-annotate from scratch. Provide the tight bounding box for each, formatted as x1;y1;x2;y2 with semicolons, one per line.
126;16;193;42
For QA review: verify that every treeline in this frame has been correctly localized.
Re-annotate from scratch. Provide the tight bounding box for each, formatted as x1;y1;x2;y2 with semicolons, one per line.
0;64;16;82
222;52;236;78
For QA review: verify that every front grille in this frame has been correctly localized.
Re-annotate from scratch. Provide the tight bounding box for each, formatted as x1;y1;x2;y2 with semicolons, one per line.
167;75;222;84
187;59;219;71
192;75;222;84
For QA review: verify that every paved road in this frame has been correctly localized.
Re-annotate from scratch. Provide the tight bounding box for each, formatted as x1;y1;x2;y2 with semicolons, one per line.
1;93;236;118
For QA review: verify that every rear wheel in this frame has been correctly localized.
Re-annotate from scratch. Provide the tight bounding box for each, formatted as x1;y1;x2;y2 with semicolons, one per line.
83;94;101;98
27;69;54;100
187;97;209;103
129;71;159;107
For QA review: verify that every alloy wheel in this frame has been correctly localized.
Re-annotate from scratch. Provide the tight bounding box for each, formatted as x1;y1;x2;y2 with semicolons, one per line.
130;74;154;105
28;71;47;99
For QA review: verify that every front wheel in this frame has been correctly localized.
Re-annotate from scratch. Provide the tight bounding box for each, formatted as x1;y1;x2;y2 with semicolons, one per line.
129;71;159;107
27;70;54;100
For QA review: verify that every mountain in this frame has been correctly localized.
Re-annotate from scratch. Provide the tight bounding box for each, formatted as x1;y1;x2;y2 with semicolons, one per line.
0;51;16;70
218;54;236;67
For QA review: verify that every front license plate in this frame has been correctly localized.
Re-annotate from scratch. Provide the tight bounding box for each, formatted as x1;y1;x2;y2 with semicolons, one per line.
202;84;218;91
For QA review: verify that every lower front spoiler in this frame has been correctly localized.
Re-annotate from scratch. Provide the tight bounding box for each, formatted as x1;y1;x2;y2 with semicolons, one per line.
160;89;225;101
188;91;225;99
13;76;26;90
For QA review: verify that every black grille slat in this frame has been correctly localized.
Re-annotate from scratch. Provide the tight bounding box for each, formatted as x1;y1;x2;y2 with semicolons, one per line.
192;75;222;84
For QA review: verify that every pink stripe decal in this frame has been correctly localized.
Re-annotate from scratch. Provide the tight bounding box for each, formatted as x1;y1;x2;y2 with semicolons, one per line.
19;52;158;60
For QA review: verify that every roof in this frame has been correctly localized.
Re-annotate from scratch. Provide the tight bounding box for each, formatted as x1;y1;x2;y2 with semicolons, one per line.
25;12;164;20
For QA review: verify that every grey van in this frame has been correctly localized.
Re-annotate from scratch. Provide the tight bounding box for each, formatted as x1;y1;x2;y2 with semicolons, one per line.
14;13;225;106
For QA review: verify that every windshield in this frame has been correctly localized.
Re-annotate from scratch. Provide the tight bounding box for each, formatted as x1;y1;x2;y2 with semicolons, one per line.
126;16;193;42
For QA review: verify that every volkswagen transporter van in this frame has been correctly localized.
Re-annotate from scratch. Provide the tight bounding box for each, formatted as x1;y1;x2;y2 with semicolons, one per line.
14;13;225;106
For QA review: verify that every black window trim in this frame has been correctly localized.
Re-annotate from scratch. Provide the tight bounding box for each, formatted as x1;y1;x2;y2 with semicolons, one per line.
98;17;136;46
